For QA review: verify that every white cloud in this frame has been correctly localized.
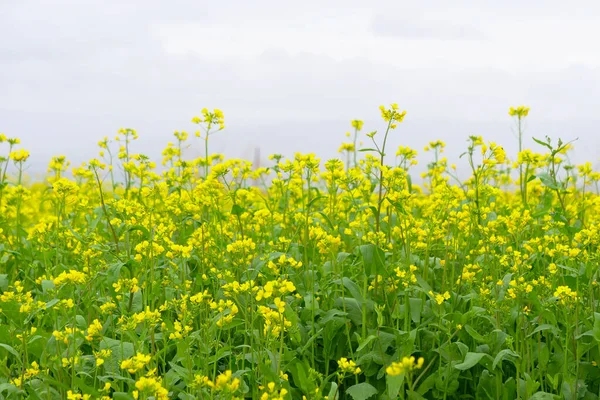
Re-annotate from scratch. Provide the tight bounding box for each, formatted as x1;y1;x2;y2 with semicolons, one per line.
1;0;600;172
370;12;484;40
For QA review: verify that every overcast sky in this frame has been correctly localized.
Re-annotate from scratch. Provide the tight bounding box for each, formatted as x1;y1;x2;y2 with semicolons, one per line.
1;0;599;176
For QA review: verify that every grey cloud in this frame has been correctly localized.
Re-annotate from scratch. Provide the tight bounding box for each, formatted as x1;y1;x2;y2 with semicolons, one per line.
0;1;177;62
1;0;599;176
370;12;485;40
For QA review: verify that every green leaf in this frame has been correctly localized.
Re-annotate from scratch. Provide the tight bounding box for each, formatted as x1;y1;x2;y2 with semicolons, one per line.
339;277;365;304
304;294;319;311
0;343;21;362
45;299;59;309
414;274;433;294
358;148;378;152
346;382;378;400
464;325;486;343
407;391;427;400
318;211;336;231
528;324;560;338
288;358;316;395
308;195;326;209
327;382;339;400
416;373;437;396
529;392;560;400
126;225;150;240
0;274;8;291
359;244;385;277
356;335;378;353
112;393;136;400
537;173;559;190
532;137;553;151
492;349;520;370
593;313;600;342
41;279;56;294
99;337;134;375
455;352;488;371
334;297;363;326
0;383;19;395
476;369;497;399
387;372;405;399
409;298;422;324
231;204;245;216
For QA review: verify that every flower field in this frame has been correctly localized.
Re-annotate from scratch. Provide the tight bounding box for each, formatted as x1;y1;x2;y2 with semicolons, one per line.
1;105;600;399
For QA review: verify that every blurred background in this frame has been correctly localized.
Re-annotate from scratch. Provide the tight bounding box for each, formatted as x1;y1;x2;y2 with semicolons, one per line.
1;0;599;178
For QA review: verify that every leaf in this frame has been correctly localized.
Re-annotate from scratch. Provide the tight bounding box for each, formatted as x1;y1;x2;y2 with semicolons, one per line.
528;324;560;338
45;299;60;309
476;369;497;399
318;211;336;231
0;383;19;395
455;352;488;371
593;313;600;342
409;298;422;324
537;173;559;190
126;225;150;240
492;349;520;370
168;362;192;381
288;358;316;395
339;277;365;304
308;195;326;209
529;392;560;400
99;337;134;375
407;391;427;400
532;137;553;151
327;382;339;400
416;373;437;396
386;372;405;399
358;148;378;152
464;325;486;343
359;244;385;277
414;274;433;294
304;294;319;311
346;382;378;400
41;279;56;294
231;204;245;216
334;297;363;326
0;343;21;362
0;274;8;291
356;335;378;353
112;393;136;400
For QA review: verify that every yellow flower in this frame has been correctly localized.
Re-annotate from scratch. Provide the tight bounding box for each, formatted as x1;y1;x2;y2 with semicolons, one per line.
9;149;30;162
113;277;140;293
121;353;152;374
351;119;364;131
429;290;451;305
85;319;103;341
53;270;88;286
94;349;111;367
379;104;407;125
386;356;425;376
135;376;169;400
554;285;577;305
338;357;362;375
66;391;91;400
508;105;530;118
